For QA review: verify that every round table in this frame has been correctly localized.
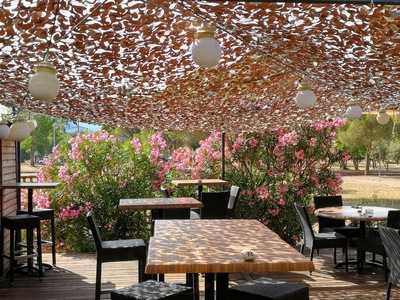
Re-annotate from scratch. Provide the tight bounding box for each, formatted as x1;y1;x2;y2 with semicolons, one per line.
314;205;398;272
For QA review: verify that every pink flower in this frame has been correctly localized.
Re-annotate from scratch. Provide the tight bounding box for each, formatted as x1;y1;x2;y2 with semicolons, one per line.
278;198;286;206
343;152;351;162
278;131;298;147
131;138;142;154
248;138;258;148
33;191;50;208
309;138;317;147
268;208;280;217
295;149;305;160
232;135;245;153
256;186;270;200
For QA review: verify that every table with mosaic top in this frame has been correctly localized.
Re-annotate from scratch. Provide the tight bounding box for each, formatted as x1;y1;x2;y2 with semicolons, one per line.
146;219;314;300
119;197;203;211
315;205;398;272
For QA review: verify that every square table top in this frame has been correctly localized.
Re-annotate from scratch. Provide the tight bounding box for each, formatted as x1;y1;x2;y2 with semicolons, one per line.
0;182;59;189
119;197;203;210
146;219;314;274
171;179;228;187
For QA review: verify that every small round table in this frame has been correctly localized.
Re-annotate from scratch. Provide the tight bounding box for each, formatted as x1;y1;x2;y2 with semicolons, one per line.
315;205;398;272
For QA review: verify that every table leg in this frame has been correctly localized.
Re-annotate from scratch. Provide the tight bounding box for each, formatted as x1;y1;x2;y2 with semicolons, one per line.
197;185;203;200
357;221;366;274
27;188;34;268
216;273;229;300
204;273;215;300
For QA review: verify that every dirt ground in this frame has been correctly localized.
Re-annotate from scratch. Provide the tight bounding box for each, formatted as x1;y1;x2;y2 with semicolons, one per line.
342;175;400;206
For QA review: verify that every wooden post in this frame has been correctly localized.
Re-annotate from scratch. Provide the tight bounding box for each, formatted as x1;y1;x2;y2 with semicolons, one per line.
221;132;225;180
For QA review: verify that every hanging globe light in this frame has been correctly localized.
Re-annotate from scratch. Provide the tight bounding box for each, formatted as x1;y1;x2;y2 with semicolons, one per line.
28;61;60;101
8;120;34;141
0;121;10;140
376;109;390;125
345;104;363;119
295;80;317;108
191;25;221;68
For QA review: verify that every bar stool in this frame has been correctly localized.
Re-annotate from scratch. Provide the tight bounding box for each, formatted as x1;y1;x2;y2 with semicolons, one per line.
228;277;309;300
0;214;43;283
17;208;56;266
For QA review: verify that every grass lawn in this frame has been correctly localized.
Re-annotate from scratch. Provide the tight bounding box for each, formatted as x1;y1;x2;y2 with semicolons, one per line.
342;175;400;208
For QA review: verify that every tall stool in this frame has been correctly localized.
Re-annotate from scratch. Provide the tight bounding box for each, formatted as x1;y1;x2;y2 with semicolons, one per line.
0;214;43;283
17;208;56;266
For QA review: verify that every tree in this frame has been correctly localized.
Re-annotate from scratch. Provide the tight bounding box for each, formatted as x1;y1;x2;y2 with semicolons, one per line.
337;115;393;174
20;114;69;165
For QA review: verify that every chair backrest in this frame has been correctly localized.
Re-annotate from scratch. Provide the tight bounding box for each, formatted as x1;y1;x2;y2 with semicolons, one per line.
314;195;345;231
379;226;400;285
228;185;241;210
86;211;103;251
200;190;230;219
387;210;400;229
161;186;173;198
294;203;315;248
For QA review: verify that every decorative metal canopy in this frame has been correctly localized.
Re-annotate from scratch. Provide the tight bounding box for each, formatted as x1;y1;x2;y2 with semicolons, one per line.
1;0;400;131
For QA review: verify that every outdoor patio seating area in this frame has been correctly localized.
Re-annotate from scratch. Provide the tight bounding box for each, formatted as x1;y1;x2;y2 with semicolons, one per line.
3;0;400;299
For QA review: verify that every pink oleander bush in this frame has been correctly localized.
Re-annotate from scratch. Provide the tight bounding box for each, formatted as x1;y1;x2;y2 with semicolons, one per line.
37;131;158;251
37;120;348;251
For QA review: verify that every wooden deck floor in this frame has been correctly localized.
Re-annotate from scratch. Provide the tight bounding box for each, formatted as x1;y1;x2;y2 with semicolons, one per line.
0;251;399;300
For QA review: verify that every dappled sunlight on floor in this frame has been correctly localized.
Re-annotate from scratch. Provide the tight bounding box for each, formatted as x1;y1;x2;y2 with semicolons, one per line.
0;251;397;299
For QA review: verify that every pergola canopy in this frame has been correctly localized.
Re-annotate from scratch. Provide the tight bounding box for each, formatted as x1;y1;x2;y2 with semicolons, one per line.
1;0;400;131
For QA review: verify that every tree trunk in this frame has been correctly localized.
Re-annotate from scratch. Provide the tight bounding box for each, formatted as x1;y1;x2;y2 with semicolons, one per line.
30;143;35;166
353;159;359;170
365;152;370;175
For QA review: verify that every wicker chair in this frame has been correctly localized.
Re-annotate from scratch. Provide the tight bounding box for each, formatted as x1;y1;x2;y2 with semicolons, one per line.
294;203;348;271
314;195;360;237
378;226;400;300
358;210;400;280
87;212;147;300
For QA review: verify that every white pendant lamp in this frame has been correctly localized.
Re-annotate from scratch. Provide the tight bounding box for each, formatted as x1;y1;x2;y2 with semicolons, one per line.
191;25;221;68
8;120;34;141
28;61;60;101
0;122;10;140
345;104;363;119
376;109;390;125
295;80;317;108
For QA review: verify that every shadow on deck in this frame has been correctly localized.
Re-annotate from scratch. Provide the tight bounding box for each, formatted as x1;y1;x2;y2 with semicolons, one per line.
0;251;399;299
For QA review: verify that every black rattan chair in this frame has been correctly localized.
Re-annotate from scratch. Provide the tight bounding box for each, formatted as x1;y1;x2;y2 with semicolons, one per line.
358;210;400;280
314;195;360;237
379;226;400;300
227;277;309;300
87;212;147;300
160;186;190;219
200;190;230;219
294;203;348;271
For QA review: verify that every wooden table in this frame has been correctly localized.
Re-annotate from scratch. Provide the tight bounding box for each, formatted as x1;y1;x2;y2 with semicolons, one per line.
171;179;228;196
0;182;59;273
146;219;314;300
315;205;398;272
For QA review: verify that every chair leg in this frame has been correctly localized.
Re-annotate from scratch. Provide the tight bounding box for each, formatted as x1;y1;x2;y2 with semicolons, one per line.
344;244;348;272
51;216;56;266
384;256;389;282
310;246;315;261
9;229;15;284
95;258;102;300
36;225;43;277
334;247;337;264
300;244;305;254
386;282;392;300
138;258;145;283
193;273;199;300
